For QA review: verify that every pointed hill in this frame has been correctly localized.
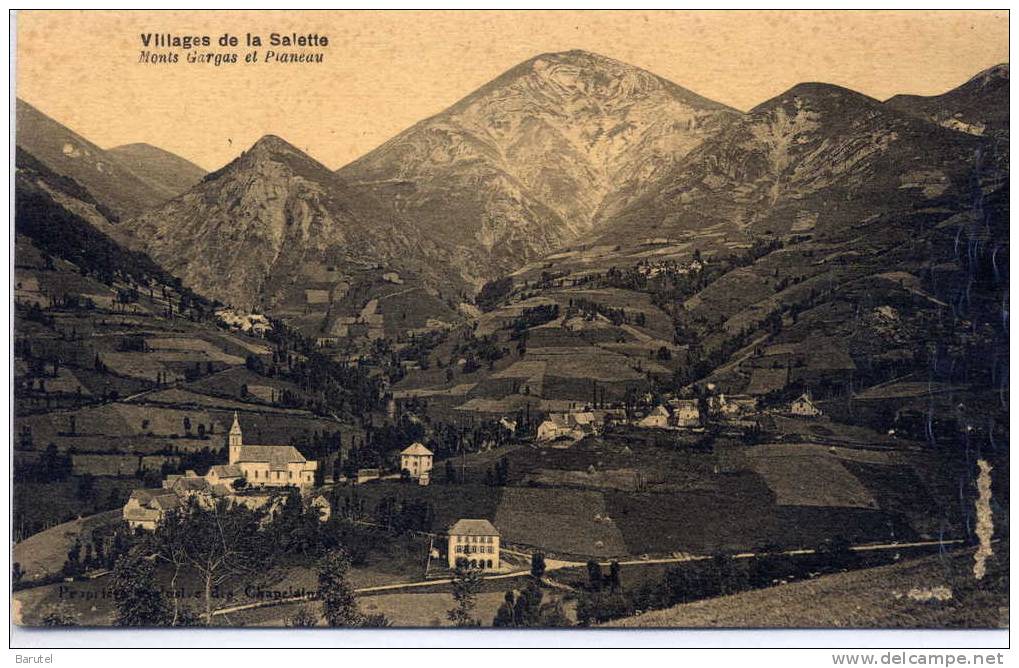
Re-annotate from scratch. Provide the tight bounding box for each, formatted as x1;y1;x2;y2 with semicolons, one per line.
120;134;461;328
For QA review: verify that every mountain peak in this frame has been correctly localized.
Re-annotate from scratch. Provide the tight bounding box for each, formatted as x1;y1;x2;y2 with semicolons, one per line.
753;82;881;115
248;134;303;155
966;62;1009;87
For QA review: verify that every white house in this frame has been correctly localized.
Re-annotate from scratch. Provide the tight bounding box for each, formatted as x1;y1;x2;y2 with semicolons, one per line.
670;400;702;427
790;393;823;416
122;489;180;532
537;416;572;441
448;518;500;570
400;442;434;479
638;405;672;429
227;412;317;488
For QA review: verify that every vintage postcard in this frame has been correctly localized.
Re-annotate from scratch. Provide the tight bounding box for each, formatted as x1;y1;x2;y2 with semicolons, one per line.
9;9;1009;636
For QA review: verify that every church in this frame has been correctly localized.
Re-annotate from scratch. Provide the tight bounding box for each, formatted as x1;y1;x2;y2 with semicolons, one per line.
227;412;318;488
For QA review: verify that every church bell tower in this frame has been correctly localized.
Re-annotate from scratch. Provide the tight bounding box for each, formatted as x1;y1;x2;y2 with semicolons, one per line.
228;412;243;464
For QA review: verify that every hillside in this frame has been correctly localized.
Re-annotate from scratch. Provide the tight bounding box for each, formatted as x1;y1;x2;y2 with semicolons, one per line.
338;50;741;284
15;99;188;218
887;63;1009;140
594;81;994;244
606;546;1008;628
107;143;207;199
13;157;370;541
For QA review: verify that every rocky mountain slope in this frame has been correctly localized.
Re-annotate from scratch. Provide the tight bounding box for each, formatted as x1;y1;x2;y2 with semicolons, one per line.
594;80;995;245
337;50;741;283
15;99;193;218
121;135;465;336
107;143;207;200
886;63;1009;140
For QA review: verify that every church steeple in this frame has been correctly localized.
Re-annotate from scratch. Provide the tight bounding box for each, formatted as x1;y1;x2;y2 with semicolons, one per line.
228;412;243;463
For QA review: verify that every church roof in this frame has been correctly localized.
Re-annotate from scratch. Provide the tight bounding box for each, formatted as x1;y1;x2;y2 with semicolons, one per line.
401;442;433;456
449;518;499;537
234;444;308;466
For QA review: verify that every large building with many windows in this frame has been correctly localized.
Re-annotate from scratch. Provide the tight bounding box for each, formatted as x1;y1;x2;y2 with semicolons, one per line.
447;518;501;570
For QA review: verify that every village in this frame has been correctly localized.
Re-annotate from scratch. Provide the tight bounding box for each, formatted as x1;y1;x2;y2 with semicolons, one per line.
121;388;827;574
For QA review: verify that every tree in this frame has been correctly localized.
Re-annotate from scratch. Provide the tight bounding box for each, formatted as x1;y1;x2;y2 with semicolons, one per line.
530;551;546;580
317;549;362;627
608;561;621;592
75;473;96;504
492;590;516;627
286;607;319;627
152;497;266;625
586;560;603;591
447;558;483;627
512;579;544;626
112;548;173;626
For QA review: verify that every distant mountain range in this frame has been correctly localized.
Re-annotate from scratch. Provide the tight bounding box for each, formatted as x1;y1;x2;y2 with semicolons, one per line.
15;99;205;218
14;53;1009;337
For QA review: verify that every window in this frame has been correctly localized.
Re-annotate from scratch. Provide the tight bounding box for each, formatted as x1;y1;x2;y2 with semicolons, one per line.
289;471;293;479
486;559;493;569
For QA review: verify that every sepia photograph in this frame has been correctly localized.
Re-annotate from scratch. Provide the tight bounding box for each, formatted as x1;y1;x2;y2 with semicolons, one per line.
7;8;1009;646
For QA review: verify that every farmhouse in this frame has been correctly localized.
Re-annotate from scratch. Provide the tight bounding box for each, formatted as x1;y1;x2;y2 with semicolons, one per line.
536;414;589;442
637;405;671;429
400;442;434;479
227;413;317;488
122;489;180;532
790;393;823;416
448;518;501;570
669;399;702;427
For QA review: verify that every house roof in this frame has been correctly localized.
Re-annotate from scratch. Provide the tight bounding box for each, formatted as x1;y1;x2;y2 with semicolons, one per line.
124;506;160;522
234;445;308;466
172;477;211;492
129;489;163;504
401;442;433;457
449;519;500;537
152;494;181;511
209;464;244;478
794;393;817;406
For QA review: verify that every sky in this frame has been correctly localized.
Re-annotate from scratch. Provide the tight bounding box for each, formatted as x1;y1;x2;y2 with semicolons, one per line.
15;10;1009;172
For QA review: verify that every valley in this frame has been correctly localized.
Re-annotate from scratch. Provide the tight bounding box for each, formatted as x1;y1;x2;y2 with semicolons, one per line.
11;50;1008;629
